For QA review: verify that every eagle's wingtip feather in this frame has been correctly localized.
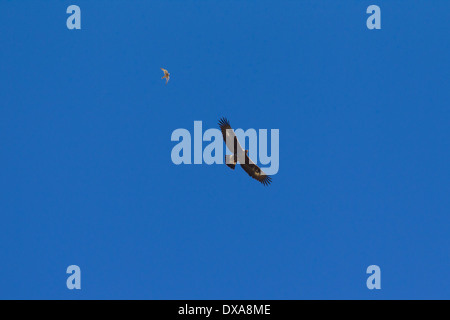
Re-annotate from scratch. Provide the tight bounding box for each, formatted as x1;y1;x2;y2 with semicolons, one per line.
218;117;230;128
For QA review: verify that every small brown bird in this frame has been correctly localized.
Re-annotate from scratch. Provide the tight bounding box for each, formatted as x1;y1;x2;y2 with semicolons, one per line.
161;68;170;84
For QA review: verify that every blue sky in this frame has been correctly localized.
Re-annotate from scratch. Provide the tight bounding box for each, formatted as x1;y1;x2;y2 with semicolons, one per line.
0;1;449;299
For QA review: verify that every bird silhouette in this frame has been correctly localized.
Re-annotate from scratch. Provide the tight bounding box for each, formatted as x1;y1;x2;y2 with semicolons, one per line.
161;68;170;84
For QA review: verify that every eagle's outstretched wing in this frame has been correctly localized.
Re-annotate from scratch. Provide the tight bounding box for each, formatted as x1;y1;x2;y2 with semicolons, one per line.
218;117;244;154
240;152;272;186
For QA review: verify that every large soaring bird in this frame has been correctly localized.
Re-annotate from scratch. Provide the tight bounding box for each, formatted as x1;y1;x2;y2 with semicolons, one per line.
218;117;272;186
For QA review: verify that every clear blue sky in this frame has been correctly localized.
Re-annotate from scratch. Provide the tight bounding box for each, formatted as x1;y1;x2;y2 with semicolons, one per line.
0;1;449;299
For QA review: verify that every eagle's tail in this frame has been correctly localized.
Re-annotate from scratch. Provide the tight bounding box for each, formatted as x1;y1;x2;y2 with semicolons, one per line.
225;155;236;170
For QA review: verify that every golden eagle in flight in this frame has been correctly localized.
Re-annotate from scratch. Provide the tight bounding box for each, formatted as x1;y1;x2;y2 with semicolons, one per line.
218;117;272;186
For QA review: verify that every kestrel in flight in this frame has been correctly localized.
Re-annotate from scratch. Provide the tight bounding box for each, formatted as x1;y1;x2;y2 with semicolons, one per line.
161;68;170;84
